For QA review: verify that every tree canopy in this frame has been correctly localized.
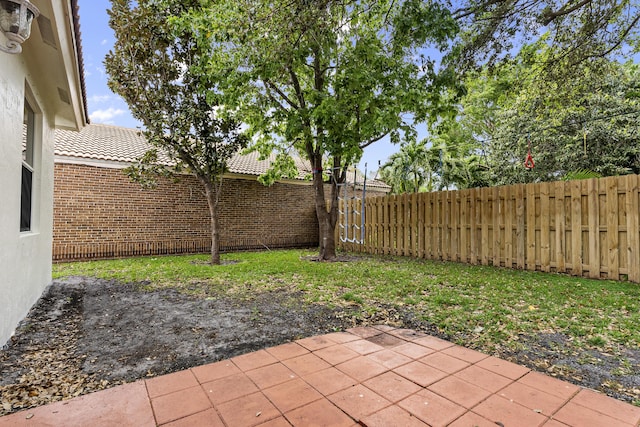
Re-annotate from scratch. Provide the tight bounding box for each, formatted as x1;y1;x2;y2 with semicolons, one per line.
172;0;462;259
434;42;640;186
450;0;639;72
105;0;248;264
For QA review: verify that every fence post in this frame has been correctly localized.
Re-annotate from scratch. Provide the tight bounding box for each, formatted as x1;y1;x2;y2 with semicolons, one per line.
626;175;640;282
570;180;583;276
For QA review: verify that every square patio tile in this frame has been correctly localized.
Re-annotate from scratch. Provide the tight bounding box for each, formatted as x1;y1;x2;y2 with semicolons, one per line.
454;365;513;393
0;381;155;427
245;362;298;389
296;335;335;351
398;389;466;427
151;385;212;425
192;360;241;384
314;344;360;365
475;356;530;380
146;369;199;398
411;335;455;351
342;339;385;355
570;389;640;425
266;342;309;361
428;375;492;409
441;345;489;364
472;394;548;427
393;342;435;359
420;352;470;374
448;411;500;427
217;392;281;427
256;416;293;427
363;371;422;402
367;349;413;369
371;324;398;333
387;328;428;340
161;408;224;427
323;332;361;344
202;372;259;405
366;333;405;348
335;356;388;382
232;349;279;372
328;384;391;421
553;401;632;427
284;398;354;427
517;372;580;401
262;378;323;413
281;353;331;377
361;405;429;427
302;367;358;396
540;420;571;427
498;381;569;416
346;326;382;338
393;360;447;387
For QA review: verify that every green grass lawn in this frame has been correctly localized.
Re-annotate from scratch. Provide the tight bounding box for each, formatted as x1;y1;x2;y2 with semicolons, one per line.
53;249;640;356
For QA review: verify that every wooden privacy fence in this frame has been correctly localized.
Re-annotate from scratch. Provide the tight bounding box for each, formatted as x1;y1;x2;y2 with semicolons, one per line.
338;174;640;283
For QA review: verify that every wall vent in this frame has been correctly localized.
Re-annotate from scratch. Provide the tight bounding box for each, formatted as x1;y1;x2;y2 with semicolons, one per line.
58;88;71;105
37;15;57;49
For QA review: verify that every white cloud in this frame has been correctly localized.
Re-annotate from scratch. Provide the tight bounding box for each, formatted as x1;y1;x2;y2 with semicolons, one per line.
90;108;125;123
89;95;112;104
101;39;108;46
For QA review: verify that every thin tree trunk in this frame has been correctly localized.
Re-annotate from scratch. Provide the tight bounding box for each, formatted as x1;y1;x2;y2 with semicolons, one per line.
312;160;343;260
312;165;339;260
200;176;221;265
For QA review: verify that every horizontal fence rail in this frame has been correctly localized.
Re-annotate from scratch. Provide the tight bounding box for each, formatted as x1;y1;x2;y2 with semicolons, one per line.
53;238;318;262
338;175;640;283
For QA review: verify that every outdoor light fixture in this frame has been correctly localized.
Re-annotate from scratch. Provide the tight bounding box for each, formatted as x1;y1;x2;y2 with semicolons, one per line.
0;0;39;54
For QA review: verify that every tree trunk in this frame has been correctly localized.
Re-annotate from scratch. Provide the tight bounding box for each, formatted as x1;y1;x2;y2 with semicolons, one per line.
200;176;221;265
312;165;339;260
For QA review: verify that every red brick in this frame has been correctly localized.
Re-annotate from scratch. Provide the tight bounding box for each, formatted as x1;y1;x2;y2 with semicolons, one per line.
53;163;320;261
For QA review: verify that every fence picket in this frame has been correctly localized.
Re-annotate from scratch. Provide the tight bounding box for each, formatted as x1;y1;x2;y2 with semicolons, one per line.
571;180;583;276
480;187;490;265
606;177;620;280
587;178;600;278
504;186;513;268
526;184;536;271
540;182;550;272
513;186;523;269
460;190;469;264
492;186;500;266
626;175;640;282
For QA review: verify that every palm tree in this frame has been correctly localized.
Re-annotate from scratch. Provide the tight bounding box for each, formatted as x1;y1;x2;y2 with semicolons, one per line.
380;139;436;194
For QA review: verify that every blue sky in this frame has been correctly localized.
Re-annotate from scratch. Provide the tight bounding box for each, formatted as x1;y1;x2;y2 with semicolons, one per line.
78;0;407;174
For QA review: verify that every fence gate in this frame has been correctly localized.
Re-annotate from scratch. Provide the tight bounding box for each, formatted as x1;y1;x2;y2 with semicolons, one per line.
338;165;367;245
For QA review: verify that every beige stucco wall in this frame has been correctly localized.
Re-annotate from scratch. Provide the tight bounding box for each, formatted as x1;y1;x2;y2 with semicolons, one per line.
0;0;86;346
0;54;57;346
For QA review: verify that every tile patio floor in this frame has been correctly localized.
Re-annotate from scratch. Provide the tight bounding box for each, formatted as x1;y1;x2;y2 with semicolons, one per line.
1;325;639;427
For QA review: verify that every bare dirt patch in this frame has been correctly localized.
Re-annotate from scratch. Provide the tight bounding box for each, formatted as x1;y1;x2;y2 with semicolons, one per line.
1;276;638;415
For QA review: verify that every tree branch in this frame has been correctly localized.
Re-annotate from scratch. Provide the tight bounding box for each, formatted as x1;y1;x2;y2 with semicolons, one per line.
593;14;640;57
359;132;388;149
287;65;306;109
264;79;299;109
541;0;591;25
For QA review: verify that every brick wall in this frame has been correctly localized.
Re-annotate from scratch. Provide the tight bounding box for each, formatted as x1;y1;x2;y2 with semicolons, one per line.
53;163;319;261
